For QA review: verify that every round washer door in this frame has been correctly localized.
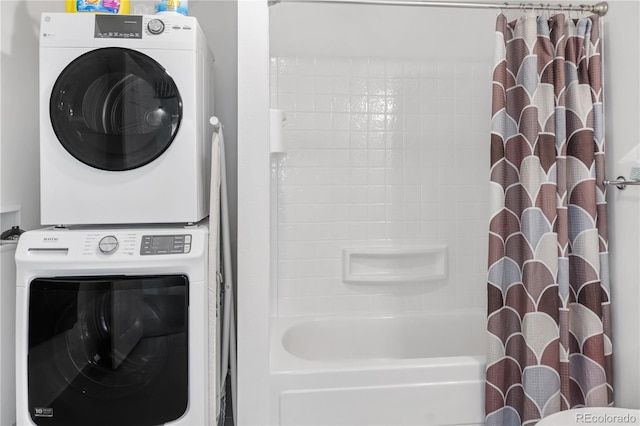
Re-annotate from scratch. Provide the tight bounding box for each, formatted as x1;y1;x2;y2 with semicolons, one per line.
50;47;182;171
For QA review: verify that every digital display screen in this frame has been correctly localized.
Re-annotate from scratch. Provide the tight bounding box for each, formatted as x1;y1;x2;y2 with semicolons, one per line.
95;15;142;39
151;236;174;251
141;234;190;255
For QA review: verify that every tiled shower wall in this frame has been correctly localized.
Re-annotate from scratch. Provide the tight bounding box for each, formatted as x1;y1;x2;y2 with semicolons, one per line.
270;56;492;316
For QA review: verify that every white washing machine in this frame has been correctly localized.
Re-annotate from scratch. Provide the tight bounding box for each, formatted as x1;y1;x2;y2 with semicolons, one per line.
39;13;215;226
15;222;220;426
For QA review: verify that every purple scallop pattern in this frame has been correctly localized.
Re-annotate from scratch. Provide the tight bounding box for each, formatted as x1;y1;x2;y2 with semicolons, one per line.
487;13;612;426
505;185;533;219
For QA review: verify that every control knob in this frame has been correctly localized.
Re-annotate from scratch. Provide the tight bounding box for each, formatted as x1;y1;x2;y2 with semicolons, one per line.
98;235;119;254
147;18;165;35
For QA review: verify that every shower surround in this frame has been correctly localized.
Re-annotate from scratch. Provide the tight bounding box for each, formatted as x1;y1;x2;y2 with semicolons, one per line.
271;55;492;316
267;53;492;425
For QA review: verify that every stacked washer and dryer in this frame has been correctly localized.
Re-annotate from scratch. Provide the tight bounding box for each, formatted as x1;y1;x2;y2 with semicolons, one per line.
14;12;226;426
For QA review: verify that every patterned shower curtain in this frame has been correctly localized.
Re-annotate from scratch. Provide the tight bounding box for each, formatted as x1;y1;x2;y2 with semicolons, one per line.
486;12;613;426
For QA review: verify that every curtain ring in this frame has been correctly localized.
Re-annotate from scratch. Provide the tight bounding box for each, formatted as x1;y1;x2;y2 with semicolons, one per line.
544;2;551;17
539;2;548;18
538;3;549;18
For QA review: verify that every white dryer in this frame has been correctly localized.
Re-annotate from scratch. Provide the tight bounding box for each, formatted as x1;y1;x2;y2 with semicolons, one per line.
15;223;220;426
39;13;215;226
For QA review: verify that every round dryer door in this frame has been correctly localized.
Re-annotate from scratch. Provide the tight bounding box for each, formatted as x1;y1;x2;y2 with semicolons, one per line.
50;47;182;171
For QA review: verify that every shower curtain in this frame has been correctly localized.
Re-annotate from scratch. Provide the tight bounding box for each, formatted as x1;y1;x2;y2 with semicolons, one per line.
486;12;612;426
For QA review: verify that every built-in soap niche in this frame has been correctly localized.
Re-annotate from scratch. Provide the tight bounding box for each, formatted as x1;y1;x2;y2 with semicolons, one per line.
342;245;448;284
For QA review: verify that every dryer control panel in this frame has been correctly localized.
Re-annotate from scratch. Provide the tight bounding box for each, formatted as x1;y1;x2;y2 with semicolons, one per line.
93;14;194;38
40;13;200;48
95;15;143;39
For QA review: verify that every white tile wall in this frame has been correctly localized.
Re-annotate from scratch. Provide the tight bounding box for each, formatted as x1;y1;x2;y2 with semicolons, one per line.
271;56;492;316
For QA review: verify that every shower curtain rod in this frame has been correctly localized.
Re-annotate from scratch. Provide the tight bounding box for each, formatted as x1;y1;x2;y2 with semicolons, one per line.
268;0;609;16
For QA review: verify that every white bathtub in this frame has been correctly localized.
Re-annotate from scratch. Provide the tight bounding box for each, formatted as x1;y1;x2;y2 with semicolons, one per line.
270;310;487;426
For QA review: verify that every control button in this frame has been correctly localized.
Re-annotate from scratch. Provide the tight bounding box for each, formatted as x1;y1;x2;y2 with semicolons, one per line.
184;244;191;253
98;235;119;254
185;235;192;244
147;19;165;35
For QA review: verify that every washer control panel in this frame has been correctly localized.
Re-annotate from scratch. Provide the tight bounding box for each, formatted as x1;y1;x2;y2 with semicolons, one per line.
83;232;137;257
141;234;192;256
21;227;203;261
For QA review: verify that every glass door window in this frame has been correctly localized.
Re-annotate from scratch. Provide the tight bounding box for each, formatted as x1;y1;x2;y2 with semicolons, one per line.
28;275;188;426
50;47;182;171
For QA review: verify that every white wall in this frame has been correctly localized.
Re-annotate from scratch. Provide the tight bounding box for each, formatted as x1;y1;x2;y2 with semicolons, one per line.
237;2;271;424
269;2;495;59
0;2;3;234
0;3;2;227
1;0;62;232
602;0;640;409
